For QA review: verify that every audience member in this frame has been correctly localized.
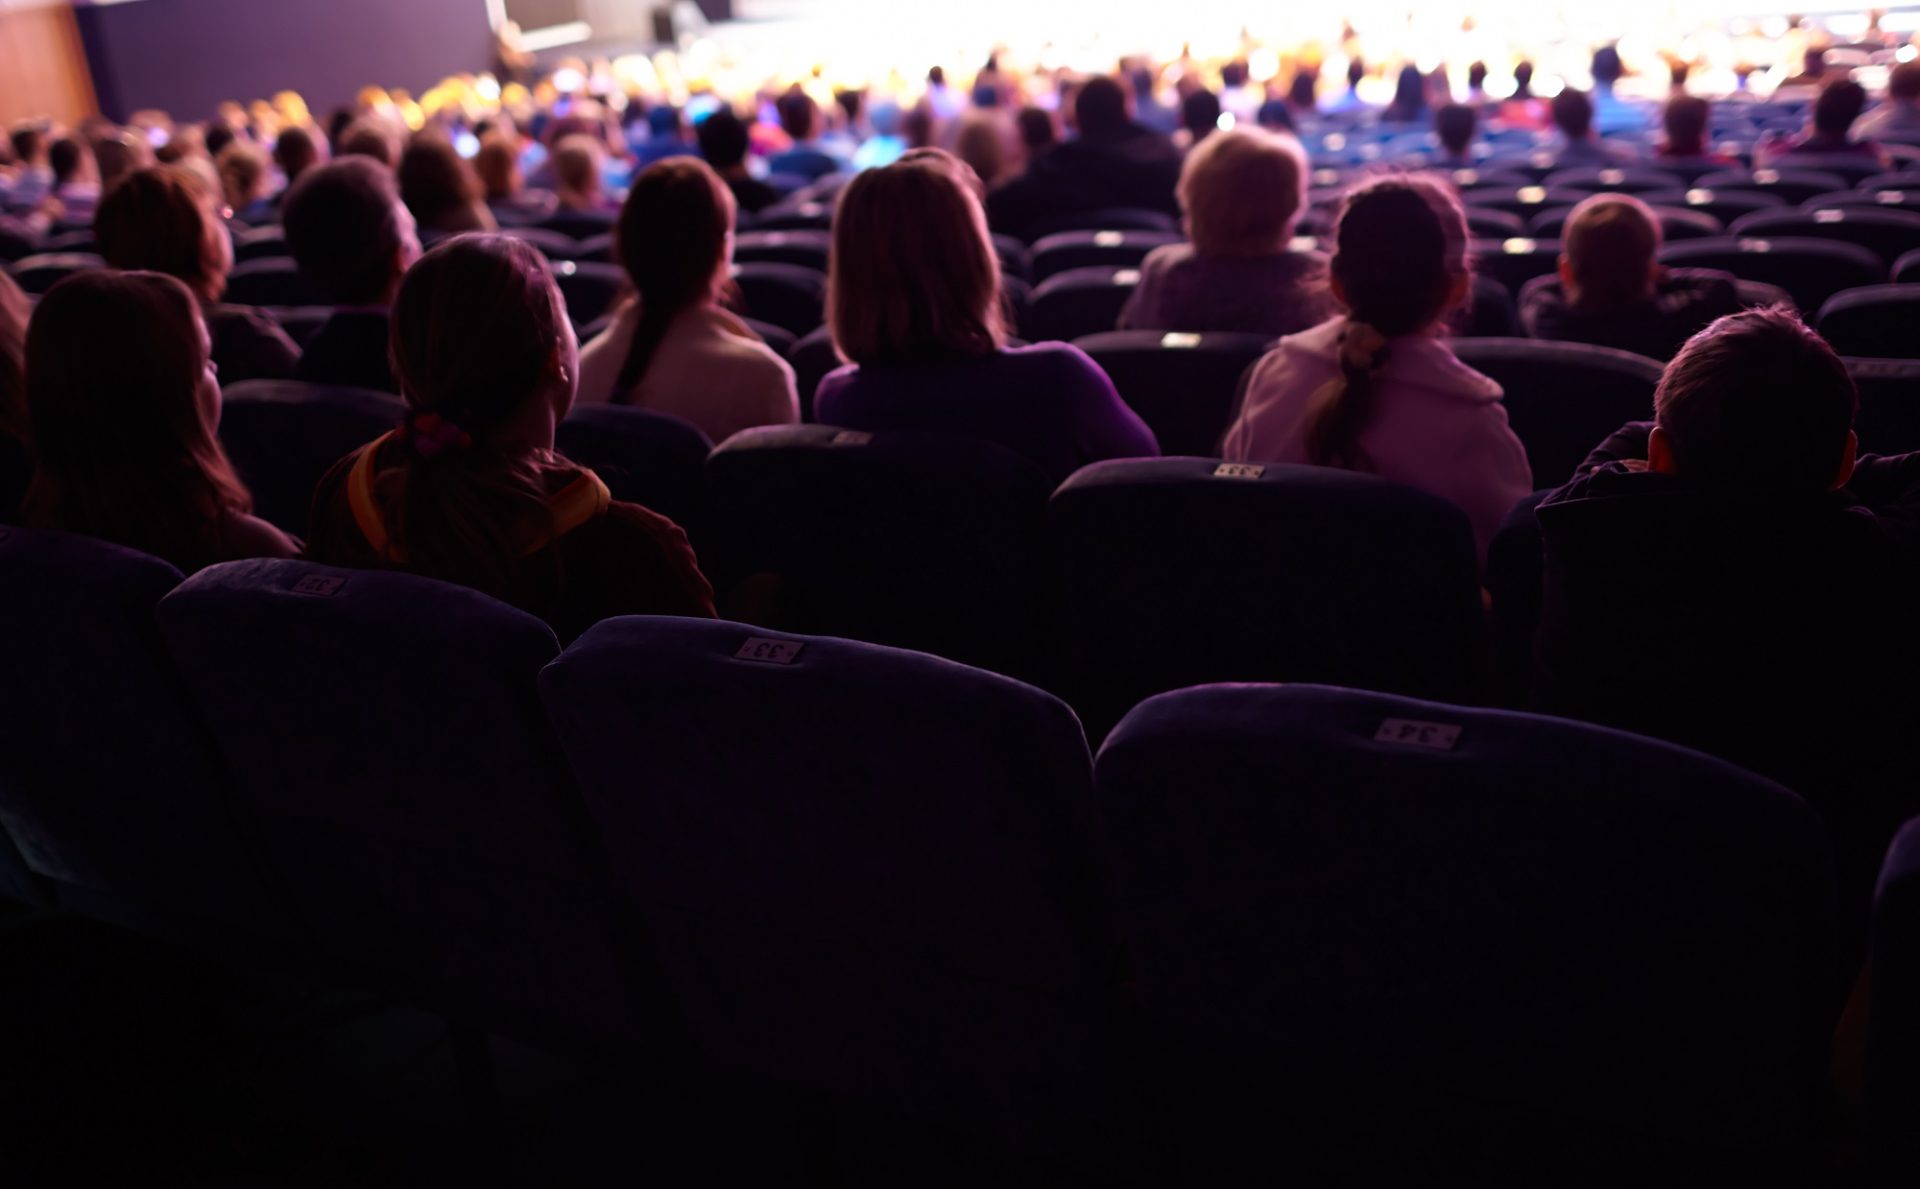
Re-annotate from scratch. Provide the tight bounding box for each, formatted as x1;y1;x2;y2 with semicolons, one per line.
1015;105;1057;158
1224;176;1529;565
1859;60;1920;140
214;140;273;223
337;117;403;167
1179;89;1224;148
1495;61;1548;130
1548;88;1634;166
283;157;420;392
1129;66;1181;135
1656;94;1738;165
9;123;52;210
475;130;553;223
769;88;847;180
631;105;693;167
577;158;796;439
1434;104;1478;167
549;134;617;230
986;75;1182;240
1287;70;1319;118
1119;129;1331;337
397;132;496;236
19;270;295;569
1326;58;1370;115
1761;79;1890;167
48;137;99;222
95;165;302;383
1520;194;1743;361
818;152;1157;481
272;126;324;198
695;108;780;214
306;235;715;639
1589;45;1651;133
1382;65;1429;125
953;111;1017;188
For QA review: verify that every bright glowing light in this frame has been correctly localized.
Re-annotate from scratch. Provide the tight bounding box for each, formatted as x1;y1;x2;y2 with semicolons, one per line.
1217;112;1236;131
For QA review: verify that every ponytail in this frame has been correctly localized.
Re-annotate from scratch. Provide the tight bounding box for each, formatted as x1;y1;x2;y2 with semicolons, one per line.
610;158;735;401
1304;321;1390;470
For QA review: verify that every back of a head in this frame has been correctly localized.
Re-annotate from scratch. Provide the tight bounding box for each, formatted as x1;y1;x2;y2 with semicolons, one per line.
1562;194;1661;308
11;124;43;165
1655;308;1856;495
776;88;817;141
1289;72;1318;110
1891;61;1920;103
1435;104;1476;155
696;108;751;169
283;156;413;305
398;132;480;227
1074;76;1130;140
274;126;321;186
24;270;244;551
1513;61;1536;97
1179;129;1305;257
1814;79;1867;137
953;112;1011;187
1181;89;1222;140
1389;65;1427;117
1663;95;1711;154
551;135;602;196
1017;106;1057;152
829;152;1003;365
49;138;85;185
91;132;152;195
612;157;734;393
94;165;227;302
1347;58;1366;89
338;118;399;166
215;140;268;209
647;105;683;139
1591;45;1625;87
1552;88;1595;139
1467;61;1489;92
474;132;520;200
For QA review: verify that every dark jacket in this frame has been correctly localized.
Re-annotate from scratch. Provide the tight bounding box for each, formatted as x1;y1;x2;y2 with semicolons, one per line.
207;303;301;384
1519;269;1745;361
985;126;1182;240
295;310;396;393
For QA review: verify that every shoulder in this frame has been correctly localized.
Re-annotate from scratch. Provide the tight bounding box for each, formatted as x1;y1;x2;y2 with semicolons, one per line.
1009;342;1116;391
214;511;299;561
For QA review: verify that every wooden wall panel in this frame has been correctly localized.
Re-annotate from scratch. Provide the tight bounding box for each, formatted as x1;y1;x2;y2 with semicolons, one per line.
0;1;96;127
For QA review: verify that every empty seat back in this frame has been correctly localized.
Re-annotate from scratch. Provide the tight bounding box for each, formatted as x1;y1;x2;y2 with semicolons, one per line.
1849;357;1920;455
223;257;324;307
1025;266;1139;342
1641;186;1790;229
1449;338;1663;487
1471;236;1562;295
1020;206;1178;241
498;226;582;260
555;404;711;531
1096;683;1834;1181
1696;167;1853;206
1818;285;1920;358
731;261;826;336
1030;230;1183;281
8;252;104;294
550;259;624;326
1731;207;1920;266
1659;236;1886;312
217;380;405;536
731;229;831;272
1868;817;1920;1182
1074;330;1274;456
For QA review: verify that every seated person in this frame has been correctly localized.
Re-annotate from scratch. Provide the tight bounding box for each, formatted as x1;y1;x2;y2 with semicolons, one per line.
272;125;325;201
630;104;694;168
306;235;715;641
1858;60;1920;141
1118;128;1332;338
817;151;1158;482
1654;95;1740;168
397;131;496;236
475;130;554;223
48;137;99;222
215;141;274;224
577;157;797;442
1760;79;1891;168
1533;307;1920;917
1519;194;1743;361
19;270;295;569
986;75;1183;241
544;134;619;234
1433;103;1479;168
1223;176;1531;568
1547;89;1636;168
283;157;421;392
95;165;302;383
695;108;780;215
767;88;847;181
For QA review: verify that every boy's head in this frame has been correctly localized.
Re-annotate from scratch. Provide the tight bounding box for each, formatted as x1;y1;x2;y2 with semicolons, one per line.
283;156;419;306
1662;95;1711;156
1551;88;1595;141
1650;307;1858;494
1435;104;1476;157
1559;194;1661;308
1813;79;1867;138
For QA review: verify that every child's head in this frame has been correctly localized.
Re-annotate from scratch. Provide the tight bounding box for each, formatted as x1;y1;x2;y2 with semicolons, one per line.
95;165;234;304
1328;175;1470;335
1435;104;1476;158
1551;88;1595;141
1177;129;1305;258
1813;79;1868;139
1651;307;1858;494
1559;194;1661;309
612;157;736;392
284;156;419;306
1662;95;1711;156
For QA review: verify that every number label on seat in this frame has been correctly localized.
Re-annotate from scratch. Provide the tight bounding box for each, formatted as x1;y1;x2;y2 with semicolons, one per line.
292;575;348;597
830;431;872;447
1213;463;1266;479
1161;332;1202;349
1374;718;1463;751
736;638;805;665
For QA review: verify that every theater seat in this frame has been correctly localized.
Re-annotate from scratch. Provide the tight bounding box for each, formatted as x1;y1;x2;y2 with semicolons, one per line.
1471;237;1562;295
1898;248;1920;284
1696;167;1853;206
1453;272;1521;337
573;232;615;263
1804;188;1920;217
731;261;826;336
1074;330;1274;456
556;405;711;533
156;560;632;1046
1095;683;1834;1183
217;380;406;536
1817;285;1920;358
1658;236;1885;313
992;233;1034;282
1020;206;1178;241
1730;207;1920;267
731;229;831;272
1051;460;1482;739
1449;338;1663;487
703;425;1056;682
259;305;332;350
500;226;584;260
1029;230;1184;281
1528;203;1723;240
1640;186;1789;229
1849;357;1920;455
737;316;795;359
223;257;324;307
0;528;290;939
1868;818;1920;1183
8;251;104;294
232;225;290;261
745;200;834;233
1542;165;1687;193
1462;207;1527;240
550;259;625;327
537;208;616;239
1459;186;1595;220
1025;266;1139;342
539;616;1119;1165
785;326;838;422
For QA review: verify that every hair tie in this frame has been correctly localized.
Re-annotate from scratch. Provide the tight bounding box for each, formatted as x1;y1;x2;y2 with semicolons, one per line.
401;411;473;460
1340;320;1391;373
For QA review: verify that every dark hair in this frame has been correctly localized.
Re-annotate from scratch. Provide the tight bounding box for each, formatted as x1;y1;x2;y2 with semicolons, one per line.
1513;61;1536;98
274;126;320;187
1385;65;1428;123
697;107;751;168
398;132;485;233
1346;58;1366;89
834;89;863;125
1551;88;1595;139
1655;307;1856;493
1306;177;1469;470
1591;45;1625;86
203;124;236;159
49;138;84;185
1436;104;1476;155
378;235;574;589
23;270;252;566
284;157;412;305
338;119;396;165
647;105;683;138
1181;89;1222;140
1467;61;1489;91
927;65;946;86
1016;106;1057;152
1663;95;1711;155
1891;61;1920;102
1075;76;1130;140
10;125;43;164
1128;67;1156;98
1288;72;1318;110
1814;79;1868;137
94;165;229;302
775;87;817;141
1220;61;1249;89
611;158;734;398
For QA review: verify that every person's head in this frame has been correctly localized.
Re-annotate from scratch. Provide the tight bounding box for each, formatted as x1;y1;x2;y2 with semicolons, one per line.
379;234;580;587
283;157;420;306
1813;79;1868;138
1558;194;1662;308
1662;95;1712;156
398;132;484;233
1551;88;1595;140
775;87;818;142
551;135;603;206
1435;104;1477;157
1591;45;1625;88
1890;61;1920;105
647;104;685;140
1181;89;1223;142
49;137;91;187
1256;99;1296;133
1467;61;1489;94
1650;307;1858;494
1016;105;1058;153
829;152;1003;365
696;107;752;172
92;130;154;195
1802;47;1828;78
1389;65;1427;118
1288;71;1318;111
474;132;522;201
1513;60;1536;99
338;117;401;166
23;270;250;561
1128;67;1157;101
274;126;323;188
11;124;45;166
1178;129;1305;257
1074;76;1131;141
1346;58;1366;90
94;165;236;303
214;140;268;212
1306;177;1472;469
953;112;1013;187
611;157;735;394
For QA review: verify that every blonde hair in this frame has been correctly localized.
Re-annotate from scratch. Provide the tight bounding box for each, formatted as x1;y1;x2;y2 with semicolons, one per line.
215;141;269;211
551;135;603;199
829;151;1005;364
1178;129;1307;257
1563;193;1661;309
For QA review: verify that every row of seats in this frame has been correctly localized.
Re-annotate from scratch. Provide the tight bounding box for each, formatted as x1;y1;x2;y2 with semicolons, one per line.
4;525;1910;1180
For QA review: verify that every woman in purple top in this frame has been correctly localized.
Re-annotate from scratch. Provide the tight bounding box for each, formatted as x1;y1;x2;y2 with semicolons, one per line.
1119;128;1332;339
814;152;1158;483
